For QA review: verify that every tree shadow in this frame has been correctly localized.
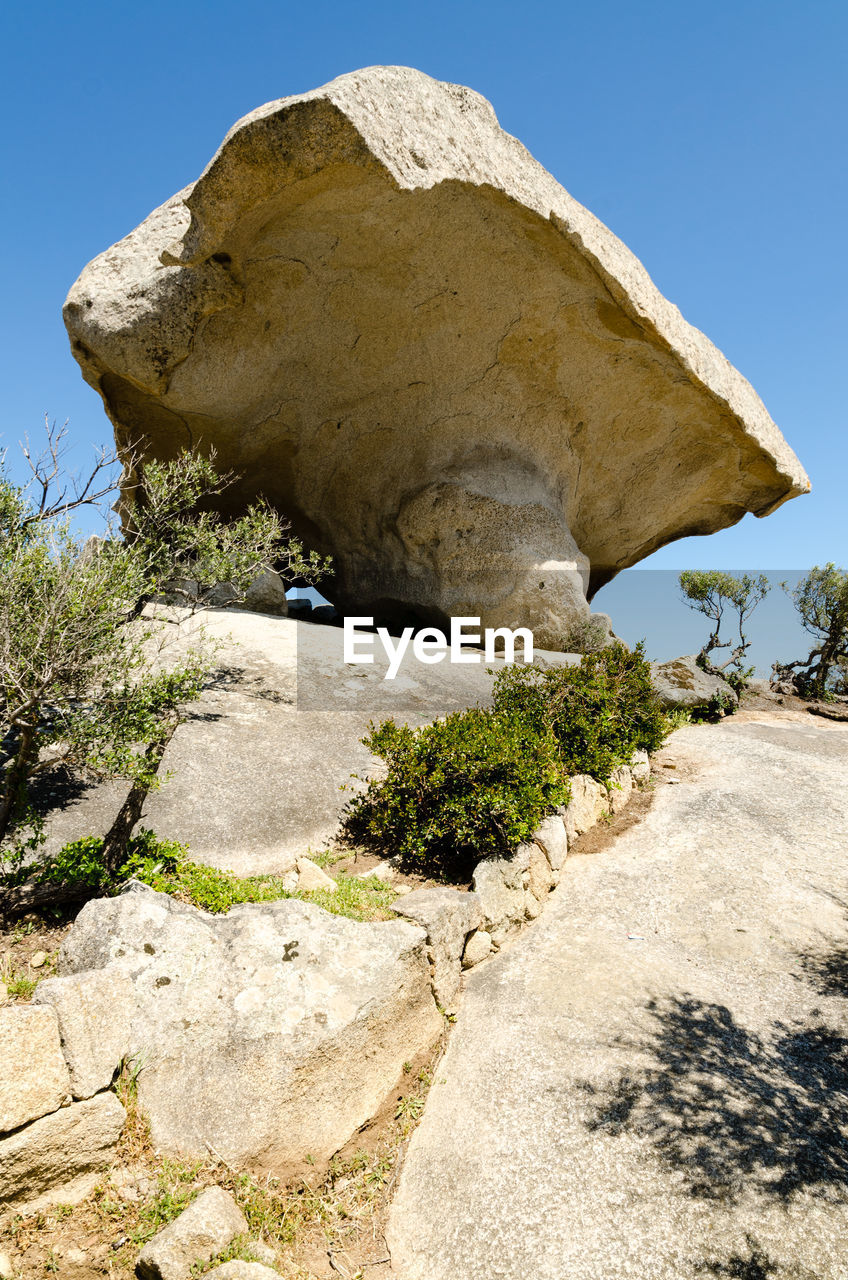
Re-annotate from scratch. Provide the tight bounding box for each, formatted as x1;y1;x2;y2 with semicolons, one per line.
795;891;848;999
694;1234;819;1279
580;995;848;1204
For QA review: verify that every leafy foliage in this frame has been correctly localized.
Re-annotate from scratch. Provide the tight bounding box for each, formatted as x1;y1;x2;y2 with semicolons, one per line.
678;570;769;693
342;705;570;880
39;829;397;922
493;643;668;778
341;643;668;880
561;615;609;655
774;564;848;699
124;451;329;611
0;422;329;908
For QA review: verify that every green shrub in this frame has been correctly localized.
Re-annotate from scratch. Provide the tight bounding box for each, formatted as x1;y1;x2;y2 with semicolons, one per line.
341;643;669;881
341;706;570;881
492;642;668;781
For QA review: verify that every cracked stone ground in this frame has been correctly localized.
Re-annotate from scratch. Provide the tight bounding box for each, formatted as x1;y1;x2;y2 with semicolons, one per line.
387;715;848;1280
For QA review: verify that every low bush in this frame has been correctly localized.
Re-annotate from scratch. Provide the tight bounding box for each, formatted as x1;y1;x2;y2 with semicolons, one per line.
492;643;668;779
341;643;669;880
341;706;571;881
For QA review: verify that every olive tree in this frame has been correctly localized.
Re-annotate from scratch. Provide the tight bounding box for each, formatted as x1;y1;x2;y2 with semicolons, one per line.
772;564;848;699
678;570;770;691
0;422;328;911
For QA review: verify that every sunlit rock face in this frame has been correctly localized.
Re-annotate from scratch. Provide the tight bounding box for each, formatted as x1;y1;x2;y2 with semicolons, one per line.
64;66;808;646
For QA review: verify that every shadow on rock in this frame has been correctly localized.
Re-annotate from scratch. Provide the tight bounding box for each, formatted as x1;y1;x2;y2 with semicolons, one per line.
694;1234;819;1279
580;995;848;1203
795;892;848;999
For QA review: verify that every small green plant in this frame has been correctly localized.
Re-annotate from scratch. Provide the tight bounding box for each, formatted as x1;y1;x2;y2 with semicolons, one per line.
38;828;396;923
688;689;738;723
561;616;609;654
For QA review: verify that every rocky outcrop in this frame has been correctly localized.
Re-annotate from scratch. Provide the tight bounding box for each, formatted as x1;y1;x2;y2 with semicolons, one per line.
0;1006;124;1218
651;655;738;712
393;887;483;1009
41;883;442;1178
64;67;808;645
0;1092;125;1217
0;1007;70;1132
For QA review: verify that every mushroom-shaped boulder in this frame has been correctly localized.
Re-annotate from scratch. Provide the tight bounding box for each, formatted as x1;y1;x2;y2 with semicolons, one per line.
64;66;808;646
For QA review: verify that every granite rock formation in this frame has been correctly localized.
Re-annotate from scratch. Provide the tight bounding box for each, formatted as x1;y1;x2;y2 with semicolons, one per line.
64;67;808;645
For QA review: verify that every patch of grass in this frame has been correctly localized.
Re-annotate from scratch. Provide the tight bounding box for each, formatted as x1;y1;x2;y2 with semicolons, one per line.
0;952;46;1002
149;864;397;923
37;829;398;923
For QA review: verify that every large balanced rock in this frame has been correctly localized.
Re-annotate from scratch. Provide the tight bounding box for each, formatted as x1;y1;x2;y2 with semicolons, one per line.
40;882;442;1178
64;67;807;646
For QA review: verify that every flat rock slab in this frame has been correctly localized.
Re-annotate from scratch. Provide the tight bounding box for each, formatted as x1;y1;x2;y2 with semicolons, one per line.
387;717;848;1280
39;610;578;873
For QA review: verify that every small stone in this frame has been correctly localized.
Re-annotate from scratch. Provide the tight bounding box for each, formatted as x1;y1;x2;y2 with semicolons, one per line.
560;775;607;842
0;1250;14;1279
135;1186;248;1280
461;930;493;969
0;1006;71;1133
526;843;555;902
356;861;396;883
29;951;47;969
66;1247;87;1264
206;1264;283;1278
249;1241;278;1266
295;857;337;893
607;765;633;815
630;749;650;783
532;815;568;871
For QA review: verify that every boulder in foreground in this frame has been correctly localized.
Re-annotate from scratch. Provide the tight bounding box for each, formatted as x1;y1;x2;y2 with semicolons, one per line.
41;883;442;1177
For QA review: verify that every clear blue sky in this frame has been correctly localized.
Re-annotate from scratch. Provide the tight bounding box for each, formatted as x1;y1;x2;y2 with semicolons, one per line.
1;0;844;604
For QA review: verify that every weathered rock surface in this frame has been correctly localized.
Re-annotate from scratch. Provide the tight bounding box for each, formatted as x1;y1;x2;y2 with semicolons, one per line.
65;66;807;644
0;1007;70;1133
630;748;651;782
393;887;483;1008
51;882;441;1177
388;716;848;1279
532;814;568;871
561;773;608;840
136;1186;248;1280
651;655;739;711
462;929;493;969
0;1092;125;1217
39;609;574;874
471;845;533;946
34;970;133;1099
607;764;633;814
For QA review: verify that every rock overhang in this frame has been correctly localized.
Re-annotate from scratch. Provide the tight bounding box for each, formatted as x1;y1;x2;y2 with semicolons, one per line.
64;65;809;643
